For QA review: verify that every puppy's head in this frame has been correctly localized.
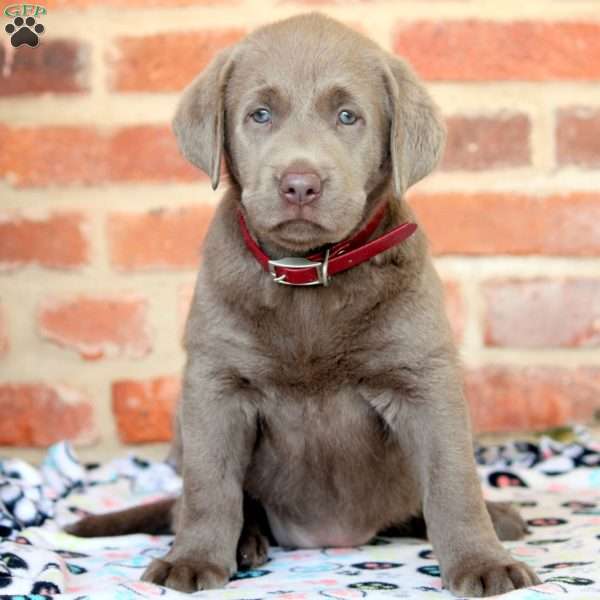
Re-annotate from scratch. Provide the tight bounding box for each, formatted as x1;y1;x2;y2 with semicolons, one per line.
174;14;445;253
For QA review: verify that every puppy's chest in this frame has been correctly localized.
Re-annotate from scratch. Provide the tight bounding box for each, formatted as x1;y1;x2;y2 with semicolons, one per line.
244;320;385;391
246;383;394;487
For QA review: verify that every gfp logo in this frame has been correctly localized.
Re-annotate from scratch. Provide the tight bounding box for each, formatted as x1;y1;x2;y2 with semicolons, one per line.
4;4;46;47
4;4;46;17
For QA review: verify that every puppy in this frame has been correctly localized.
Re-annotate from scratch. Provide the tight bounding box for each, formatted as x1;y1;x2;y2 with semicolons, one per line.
68;14;540;596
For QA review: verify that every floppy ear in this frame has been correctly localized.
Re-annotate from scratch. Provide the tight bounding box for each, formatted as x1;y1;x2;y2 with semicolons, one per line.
172;47;235;190
382;54;446;198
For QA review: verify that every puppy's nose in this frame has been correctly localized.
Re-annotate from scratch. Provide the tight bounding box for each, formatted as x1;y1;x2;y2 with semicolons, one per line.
279;171;322;206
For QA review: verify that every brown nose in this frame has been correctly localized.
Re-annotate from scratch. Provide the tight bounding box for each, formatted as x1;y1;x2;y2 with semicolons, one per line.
279;171;322;206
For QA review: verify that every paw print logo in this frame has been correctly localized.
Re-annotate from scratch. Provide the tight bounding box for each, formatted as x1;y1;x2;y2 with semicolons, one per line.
5;16;45;48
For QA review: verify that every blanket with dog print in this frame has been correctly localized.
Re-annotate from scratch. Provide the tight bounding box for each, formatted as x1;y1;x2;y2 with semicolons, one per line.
1;430;599;599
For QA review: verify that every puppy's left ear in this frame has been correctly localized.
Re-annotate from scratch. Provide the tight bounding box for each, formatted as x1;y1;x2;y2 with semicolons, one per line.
382;54;446;198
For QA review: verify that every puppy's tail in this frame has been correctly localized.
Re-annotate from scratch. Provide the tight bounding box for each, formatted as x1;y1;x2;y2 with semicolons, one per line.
65;497;176;537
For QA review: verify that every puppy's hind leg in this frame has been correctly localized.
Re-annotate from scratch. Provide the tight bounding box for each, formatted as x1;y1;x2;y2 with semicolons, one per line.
486;501;529;541
237;496;270;570
383;500;529;542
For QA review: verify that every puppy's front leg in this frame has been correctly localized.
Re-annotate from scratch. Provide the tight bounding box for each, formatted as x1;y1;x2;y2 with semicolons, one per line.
142;362;257;593
373;364;540;597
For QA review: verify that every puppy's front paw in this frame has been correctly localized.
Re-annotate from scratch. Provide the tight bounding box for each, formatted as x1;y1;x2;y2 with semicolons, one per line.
141;557;229;592
446;559;540;597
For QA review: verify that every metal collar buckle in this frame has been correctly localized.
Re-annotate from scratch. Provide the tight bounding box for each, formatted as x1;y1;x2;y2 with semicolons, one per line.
268;249;330;286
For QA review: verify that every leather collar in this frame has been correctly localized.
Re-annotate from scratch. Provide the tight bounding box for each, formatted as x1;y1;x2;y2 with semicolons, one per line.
238;204;417;287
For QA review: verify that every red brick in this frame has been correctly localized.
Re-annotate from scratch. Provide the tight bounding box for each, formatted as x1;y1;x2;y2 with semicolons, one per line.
409;193;600;256
443;280;464;344
0;126;103;187
0;383;95;446
484;278;600;349
0;125;200;187
38;295;151;360
0;40;88;96
106;126;200;183
108;205;215;270
556;107;600;168
0;212;89;269
112;376;180;443
442;114;530;170
393;21;600;81
466;367;600;433
111;30;245;92
0;305;8;357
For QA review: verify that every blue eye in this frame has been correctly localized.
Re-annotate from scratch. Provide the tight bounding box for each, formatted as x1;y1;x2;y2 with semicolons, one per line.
338;110;358;125
251;108;272;124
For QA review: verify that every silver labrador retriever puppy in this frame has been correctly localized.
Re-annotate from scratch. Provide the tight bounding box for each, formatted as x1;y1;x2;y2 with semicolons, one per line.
68;13;541;597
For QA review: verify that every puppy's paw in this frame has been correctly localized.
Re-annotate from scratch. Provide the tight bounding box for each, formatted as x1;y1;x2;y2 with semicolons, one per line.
141;557;229;592
486;501;529;541
237;530;269;570
445;559;540;597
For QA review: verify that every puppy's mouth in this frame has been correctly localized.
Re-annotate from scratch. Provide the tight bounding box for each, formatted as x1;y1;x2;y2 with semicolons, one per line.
241;189;365;253
270;219;328;247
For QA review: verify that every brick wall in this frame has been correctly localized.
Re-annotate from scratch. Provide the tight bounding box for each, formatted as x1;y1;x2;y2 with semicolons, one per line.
1;0;599;460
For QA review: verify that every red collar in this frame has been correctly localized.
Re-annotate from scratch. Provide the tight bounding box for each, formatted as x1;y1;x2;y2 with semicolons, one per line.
238;205;417;286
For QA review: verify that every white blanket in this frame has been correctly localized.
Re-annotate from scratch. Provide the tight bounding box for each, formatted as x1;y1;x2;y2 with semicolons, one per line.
1;431;599;599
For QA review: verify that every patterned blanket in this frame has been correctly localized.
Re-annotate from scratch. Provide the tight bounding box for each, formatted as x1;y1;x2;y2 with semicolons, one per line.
1;430;599;599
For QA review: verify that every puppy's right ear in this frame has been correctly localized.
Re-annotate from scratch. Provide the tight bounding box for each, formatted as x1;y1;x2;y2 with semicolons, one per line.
172;47;235;190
